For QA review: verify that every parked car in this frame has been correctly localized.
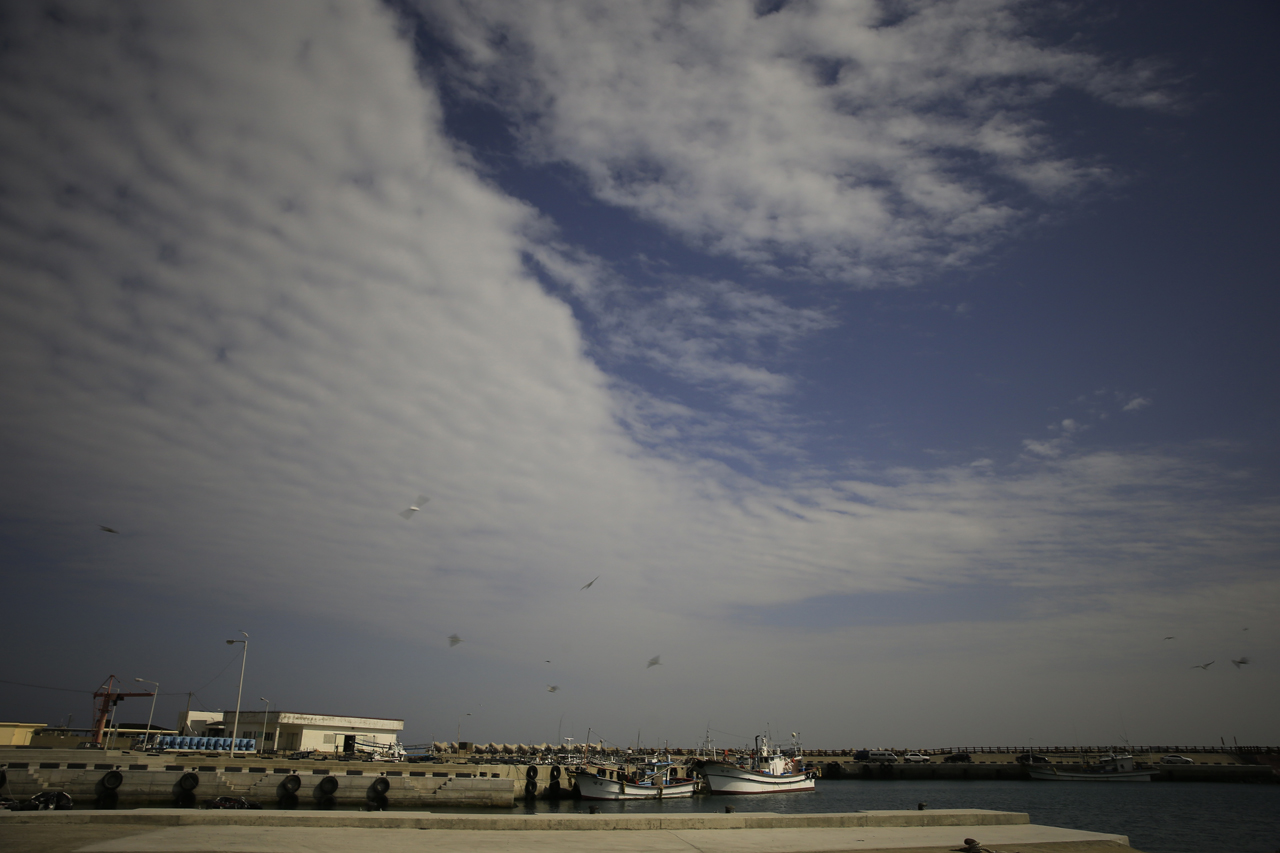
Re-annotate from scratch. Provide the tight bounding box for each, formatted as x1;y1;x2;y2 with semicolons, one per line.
902;752;931;763
866;750;899;764
1014;752;1050;764
1160;754;1195;765
942;753;972;763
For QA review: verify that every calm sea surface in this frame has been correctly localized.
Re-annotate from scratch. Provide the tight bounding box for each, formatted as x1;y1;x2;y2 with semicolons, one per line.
496;779;1280;853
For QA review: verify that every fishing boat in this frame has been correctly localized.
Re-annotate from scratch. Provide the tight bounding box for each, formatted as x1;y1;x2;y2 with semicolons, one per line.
692;734;816;794
573;757;698;800
1027;752;1155;782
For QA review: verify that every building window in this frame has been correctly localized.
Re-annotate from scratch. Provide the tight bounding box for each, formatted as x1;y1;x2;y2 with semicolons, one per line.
263;732;274;742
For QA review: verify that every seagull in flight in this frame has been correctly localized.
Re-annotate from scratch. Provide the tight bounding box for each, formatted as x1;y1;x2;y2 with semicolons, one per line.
399;495;429;520
448;634;462;647
647;655;661;669
1190;661;1214;670
546;685;559;693
1163;636;1175;640
1231;657;1250;669
99;525;119;534
580;575;599;590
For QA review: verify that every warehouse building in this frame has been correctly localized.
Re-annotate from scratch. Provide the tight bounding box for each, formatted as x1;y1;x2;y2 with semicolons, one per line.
180;710;403;754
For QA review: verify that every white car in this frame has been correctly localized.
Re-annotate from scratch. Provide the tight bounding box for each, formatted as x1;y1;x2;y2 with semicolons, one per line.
902;752;931;763
1160;754;1195;765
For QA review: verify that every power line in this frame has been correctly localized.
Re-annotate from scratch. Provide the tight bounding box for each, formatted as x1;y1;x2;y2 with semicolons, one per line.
0;678;91;694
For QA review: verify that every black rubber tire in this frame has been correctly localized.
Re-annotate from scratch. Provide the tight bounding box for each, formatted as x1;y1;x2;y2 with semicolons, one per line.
317;793;337;810
178;773;199;791
370;777;390;795
281;774;301;793
525;765;538;781
523;779;536;798
277;791;299;810
550;765;561;781
367;793;389;811
101;770;123;790
318;775;339;795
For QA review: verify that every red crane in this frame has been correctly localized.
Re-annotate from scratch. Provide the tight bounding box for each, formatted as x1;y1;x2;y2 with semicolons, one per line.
92;675;155;745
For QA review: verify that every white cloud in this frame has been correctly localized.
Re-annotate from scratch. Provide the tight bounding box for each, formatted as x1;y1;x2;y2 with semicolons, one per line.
1124;395;1153;412
422;0;1170;282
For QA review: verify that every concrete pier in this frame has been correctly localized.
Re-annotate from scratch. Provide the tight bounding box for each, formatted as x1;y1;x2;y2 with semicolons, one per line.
0;809;1141;853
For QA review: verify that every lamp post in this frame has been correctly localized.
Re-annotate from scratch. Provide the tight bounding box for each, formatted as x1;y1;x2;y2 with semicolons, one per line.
456;712;470;753
259;697;270;754
225;632;248;757
134;678;159;749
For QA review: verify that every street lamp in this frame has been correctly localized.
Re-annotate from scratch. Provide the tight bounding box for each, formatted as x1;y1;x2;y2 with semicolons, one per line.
259;698;270;754
225;631;248;758
456;712;470;752
134;678;159;749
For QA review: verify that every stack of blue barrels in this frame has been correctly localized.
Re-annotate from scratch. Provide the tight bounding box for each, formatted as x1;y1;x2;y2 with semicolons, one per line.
152;736;256;752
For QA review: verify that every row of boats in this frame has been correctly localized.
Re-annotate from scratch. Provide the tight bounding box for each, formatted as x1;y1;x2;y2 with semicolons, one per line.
574;735;817;801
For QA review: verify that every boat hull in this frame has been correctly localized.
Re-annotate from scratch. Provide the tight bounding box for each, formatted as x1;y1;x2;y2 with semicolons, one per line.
575;772;697;800
698;761;815;794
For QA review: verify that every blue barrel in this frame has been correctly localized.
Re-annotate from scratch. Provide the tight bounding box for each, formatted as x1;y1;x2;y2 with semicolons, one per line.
177;737;190;749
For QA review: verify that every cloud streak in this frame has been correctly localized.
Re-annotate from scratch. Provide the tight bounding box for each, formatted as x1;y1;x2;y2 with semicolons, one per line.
424;0;1173;282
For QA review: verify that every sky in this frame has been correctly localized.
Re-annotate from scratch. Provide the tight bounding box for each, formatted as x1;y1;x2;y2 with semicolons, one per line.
1;0;1277;752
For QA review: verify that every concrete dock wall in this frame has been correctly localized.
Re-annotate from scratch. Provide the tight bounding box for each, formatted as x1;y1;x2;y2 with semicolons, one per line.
0;751;518;809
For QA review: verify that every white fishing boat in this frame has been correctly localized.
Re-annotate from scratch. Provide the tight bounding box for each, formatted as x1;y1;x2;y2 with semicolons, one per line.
574;758;698;800
693;734;816;794
1028;752;1155;782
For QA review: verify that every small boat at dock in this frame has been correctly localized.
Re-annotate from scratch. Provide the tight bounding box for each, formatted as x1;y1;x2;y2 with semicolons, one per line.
573;757;699;800
692;735;816;794
1028;752;1155;782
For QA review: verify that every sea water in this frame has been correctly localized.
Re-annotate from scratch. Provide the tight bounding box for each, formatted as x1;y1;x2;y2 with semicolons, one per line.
515;779;1280;853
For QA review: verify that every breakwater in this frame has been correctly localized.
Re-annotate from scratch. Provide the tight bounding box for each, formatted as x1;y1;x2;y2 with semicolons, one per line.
817;747;1277;784
0;748;523;809
4;745;1274;813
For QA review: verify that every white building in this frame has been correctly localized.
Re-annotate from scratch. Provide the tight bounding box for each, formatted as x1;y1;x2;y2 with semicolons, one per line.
181;710;403;754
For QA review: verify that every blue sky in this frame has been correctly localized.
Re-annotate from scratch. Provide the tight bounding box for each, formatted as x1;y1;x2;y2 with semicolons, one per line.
1;0;1276;751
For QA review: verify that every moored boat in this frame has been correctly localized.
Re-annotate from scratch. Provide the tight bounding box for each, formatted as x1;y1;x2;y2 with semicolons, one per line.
574;758;698;800
693;735;816;794
1028;752;1155;782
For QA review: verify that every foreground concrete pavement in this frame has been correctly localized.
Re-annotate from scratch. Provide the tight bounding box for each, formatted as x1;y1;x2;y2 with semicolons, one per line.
0;810;1140;853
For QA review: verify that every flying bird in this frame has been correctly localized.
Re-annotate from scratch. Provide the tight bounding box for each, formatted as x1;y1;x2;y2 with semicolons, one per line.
1232;657;1250;669
580;575;599;590
448;634;462;647
647;655;661;669
99;525;118;534
399;495;430;520
1190;661;1214;670
1163;636;1175;640
546;685;559;693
